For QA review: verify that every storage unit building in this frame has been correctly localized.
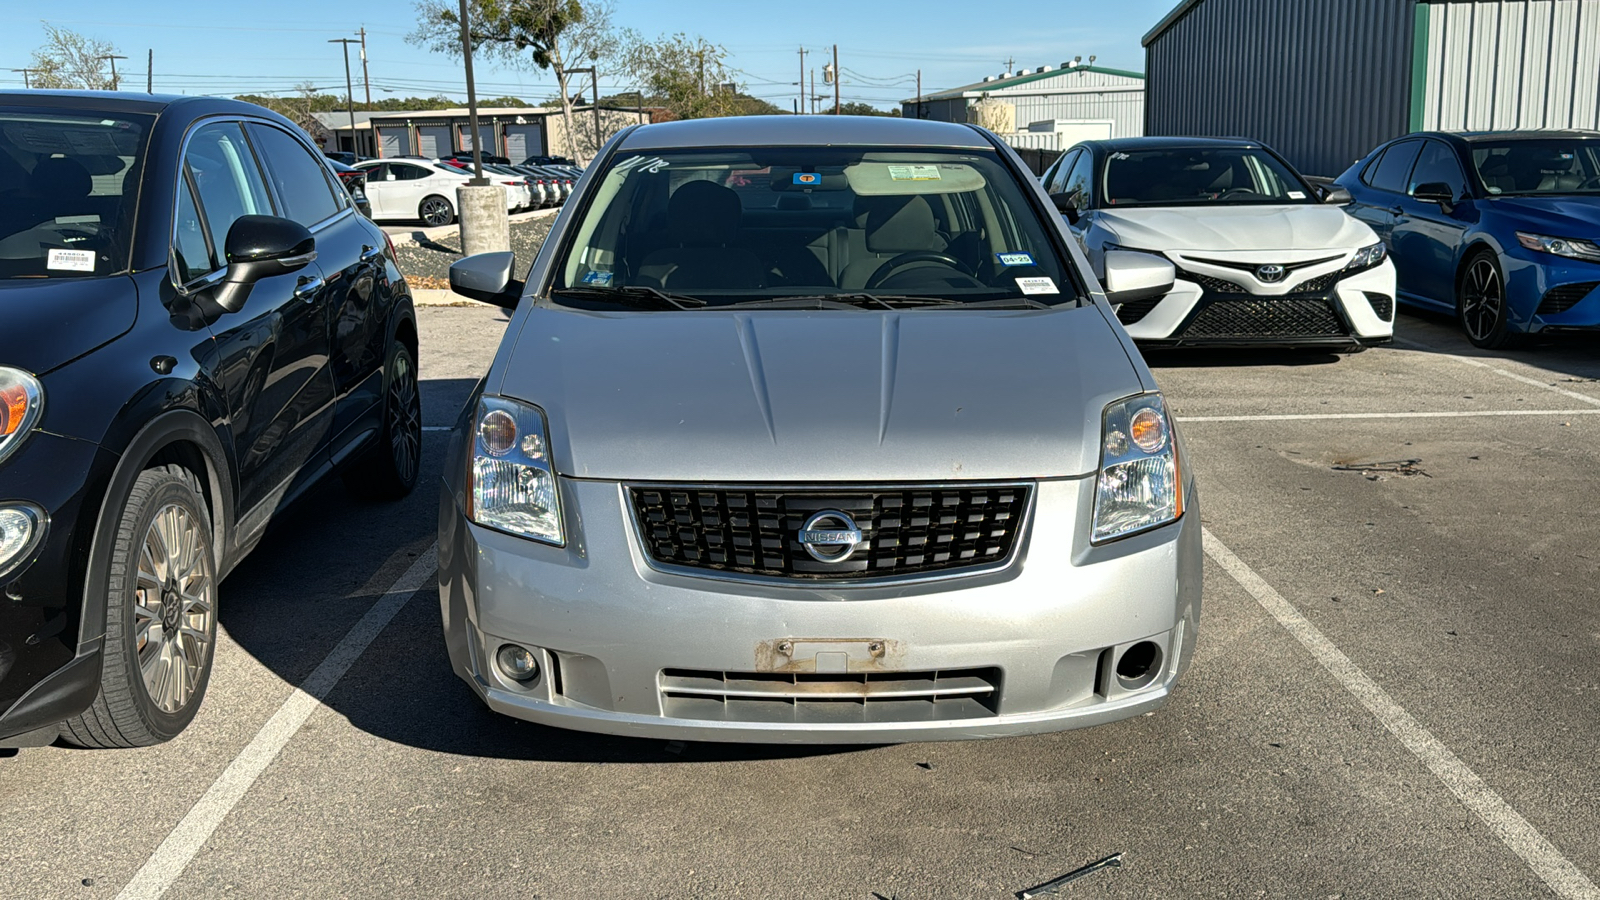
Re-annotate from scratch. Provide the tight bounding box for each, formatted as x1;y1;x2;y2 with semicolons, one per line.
1143;0;1600;177
903;64;1145;146
367;106;646;162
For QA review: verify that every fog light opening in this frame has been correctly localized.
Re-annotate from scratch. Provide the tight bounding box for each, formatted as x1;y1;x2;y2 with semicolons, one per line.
496;644;540;683
1115;641;1163;691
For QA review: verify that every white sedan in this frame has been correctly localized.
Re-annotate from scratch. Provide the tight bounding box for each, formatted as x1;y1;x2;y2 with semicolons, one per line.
353;159;517;226
1042;137;1396;351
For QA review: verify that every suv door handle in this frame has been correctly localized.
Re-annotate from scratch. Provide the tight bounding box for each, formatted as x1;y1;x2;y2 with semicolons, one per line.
360;244;383;263
1387;205;1405;216
293;274;325;302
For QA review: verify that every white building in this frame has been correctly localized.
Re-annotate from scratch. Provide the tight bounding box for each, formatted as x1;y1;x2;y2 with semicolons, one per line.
902;63;1146;150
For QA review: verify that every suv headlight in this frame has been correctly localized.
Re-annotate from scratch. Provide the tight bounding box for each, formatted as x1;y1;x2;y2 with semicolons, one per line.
1344;242;1388;273
1516;232;1600;262
1092;393;1183;543
0;367;44;467
468;397;563;545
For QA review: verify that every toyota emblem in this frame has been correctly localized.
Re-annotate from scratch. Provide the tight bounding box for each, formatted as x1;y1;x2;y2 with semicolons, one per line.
1255;264;1286;283
798;510;865;563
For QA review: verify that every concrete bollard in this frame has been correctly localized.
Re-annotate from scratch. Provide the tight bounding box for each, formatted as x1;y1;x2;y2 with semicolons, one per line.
456;184;510;256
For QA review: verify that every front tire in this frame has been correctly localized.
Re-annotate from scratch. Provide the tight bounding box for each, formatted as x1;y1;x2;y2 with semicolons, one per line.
419;195;455;226
63;465;218;748
343;341;422;501
1457;250;1518;349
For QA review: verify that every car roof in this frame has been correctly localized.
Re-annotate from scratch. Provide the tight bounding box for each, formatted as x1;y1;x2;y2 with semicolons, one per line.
1439;129;1600;142
0;89;286;120
1075;135;1266;153
618;115;993;151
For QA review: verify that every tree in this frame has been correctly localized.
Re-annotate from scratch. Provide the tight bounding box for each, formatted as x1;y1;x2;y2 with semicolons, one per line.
408;0;617;162
28;24;120;90
618;31;744;121
826;102;900;117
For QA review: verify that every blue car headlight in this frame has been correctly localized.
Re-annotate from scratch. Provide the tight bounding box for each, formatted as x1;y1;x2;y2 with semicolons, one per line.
1516;233;1600;263
468;397;563;546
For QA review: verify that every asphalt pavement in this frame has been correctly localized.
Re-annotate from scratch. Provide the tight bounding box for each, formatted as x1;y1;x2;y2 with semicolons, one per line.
3;307;1598;899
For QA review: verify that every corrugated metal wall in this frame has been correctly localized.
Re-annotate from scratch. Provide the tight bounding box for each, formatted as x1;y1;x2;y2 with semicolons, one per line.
1419;0;1600;130
1144;0;1418;176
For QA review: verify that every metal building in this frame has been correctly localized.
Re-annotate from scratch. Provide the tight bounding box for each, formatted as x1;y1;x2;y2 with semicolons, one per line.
903;64;1145;149
1143;0;1600;177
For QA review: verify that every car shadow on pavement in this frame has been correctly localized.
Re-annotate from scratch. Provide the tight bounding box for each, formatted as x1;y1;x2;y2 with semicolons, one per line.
207;374;862;766
1139;347;1348;368
1392;308;1600;382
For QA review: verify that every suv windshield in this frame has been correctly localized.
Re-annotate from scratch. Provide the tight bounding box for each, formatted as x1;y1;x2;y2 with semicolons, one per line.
0;108;152;279
1472;139;1600;196
1103;147;1314;207
552;146;1077;306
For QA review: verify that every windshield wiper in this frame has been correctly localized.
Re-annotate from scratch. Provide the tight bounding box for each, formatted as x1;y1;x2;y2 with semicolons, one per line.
549;285;706;310
959;296;1056;309
723;293;963;310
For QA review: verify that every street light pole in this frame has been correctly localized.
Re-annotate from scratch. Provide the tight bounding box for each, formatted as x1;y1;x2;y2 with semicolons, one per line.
98;54;128;90
458;0;487;185
329;38;360;153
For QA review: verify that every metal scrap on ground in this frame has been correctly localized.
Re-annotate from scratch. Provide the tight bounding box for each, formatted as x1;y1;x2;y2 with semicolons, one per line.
1331;458;1432;479
1017;852;1124;898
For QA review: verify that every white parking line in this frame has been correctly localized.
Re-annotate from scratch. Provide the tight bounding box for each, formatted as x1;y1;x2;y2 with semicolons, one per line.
1394;338;1600;409
1179;409;1600;423
1203;529;1600;900
115;546;440;900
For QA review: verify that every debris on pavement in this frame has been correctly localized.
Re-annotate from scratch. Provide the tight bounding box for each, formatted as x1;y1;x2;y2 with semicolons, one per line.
1017;852;1124;898
1331;458;1431;479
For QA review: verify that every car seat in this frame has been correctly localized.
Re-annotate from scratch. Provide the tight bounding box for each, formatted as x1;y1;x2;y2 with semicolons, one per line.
635;180;766;290
839;195;948;289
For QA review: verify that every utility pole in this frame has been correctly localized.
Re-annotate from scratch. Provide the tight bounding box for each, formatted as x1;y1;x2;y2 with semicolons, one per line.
832;45;840;115
359;27;372;109
797;46;806;114
915;69;921;119
809;69;815;114
567;65;601;158
330;38;360;152
147;49;153;93
10;68;38;89
98;54;128;90
1004;56;1015;75
456;0;486;185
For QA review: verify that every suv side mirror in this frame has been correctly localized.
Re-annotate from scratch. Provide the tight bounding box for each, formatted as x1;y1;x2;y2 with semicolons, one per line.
1320;185;1353;205
1412;181;1456;212
1049;191;1081;224
213;215;316;313
1102;249;1175;307
450;251;524;308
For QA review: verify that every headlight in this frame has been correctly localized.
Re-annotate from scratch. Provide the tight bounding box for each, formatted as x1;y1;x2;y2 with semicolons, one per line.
0;504;47;581
1344;242;1388;272
468;397;563;545
1092;393;1183;543
1516;232;1600;262
0;367;44;468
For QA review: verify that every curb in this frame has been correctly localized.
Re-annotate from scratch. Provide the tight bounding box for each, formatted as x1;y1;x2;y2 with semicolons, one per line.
411;288;482;307
386;206;560;248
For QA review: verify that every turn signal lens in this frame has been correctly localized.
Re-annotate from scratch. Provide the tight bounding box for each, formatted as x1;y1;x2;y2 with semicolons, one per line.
0;367;43;467
1129;408;1168;453
479;409;517;456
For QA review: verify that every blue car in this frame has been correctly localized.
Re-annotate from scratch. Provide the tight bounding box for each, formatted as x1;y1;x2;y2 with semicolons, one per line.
1336;130;1600;348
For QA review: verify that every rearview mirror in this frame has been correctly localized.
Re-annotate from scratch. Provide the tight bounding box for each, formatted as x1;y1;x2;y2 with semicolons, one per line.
1102;249;1175;306
450;251;524;308
1320;185;1353;205
1049;191;1081;224
213;215;316;313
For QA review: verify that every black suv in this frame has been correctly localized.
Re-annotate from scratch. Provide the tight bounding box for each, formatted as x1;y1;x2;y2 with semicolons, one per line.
0;92;422;749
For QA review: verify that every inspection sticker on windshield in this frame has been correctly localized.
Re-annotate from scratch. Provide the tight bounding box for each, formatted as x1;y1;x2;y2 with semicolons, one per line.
1287;191;1306;199
582;270;613;286
996;252;1035;267
887;165;941;181
47;248;95;272
1015;276;1058;295
793;172;822;185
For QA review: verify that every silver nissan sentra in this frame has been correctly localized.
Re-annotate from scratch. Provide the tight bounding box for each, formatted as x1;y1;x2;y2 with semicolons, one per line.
437;116;1200;743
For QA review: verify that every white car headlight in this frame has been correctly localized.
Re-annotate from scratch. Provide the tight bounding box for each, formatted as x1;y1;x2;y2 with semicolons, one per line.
1092;393;1183;543
1344;242;1388;272
468;397;563;545
0;367;44;468
1516;232;1600;263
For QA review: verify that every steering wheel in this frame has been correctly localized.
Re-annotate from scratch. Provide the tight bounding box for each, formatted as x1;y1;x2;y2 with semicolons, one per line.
1580;174;1600;190
865;252;974;289
1216;188;1260;200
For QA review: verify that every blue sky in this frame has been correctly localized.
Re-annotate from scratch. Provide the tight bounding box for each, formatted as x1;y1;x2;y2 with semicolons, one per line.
1;1;1178;109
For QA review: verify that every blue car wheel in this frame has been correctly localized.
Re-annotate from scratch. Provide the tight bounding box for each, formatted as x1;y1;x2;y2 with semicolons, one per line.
1459;250;1517;349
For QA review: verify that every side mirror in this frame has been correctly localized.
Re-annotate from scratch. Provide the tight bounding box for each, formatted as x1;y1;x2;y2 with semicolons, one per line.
213;215;316;313
1412;181;1456;212
1102;249;1175;307
1320;185;1353;205
1049;191;1081;224
450;251;524;308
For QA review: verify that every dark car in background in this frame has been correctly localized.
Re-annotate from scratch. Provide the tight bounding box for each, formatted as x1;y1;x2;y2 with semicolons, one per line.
0;91;422;750
1337;130;1600;348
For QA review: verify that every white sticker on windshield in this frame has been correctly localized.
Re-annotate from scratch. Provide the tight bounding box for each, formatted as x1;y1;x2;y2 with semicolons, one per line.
47;248;96;272
1287;191;1306;199
1016;276;1058;295
887;164;941;181
996;252;1035;266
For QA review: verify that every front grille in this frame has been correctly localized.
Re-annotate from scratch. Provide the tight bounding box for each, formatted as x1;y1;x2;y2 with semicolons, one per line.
660;667;1002;723
1538;282;1599;316
1179;298;1346;339
1364;292;1394;320
630;485;1029;580
1291;270;1343;294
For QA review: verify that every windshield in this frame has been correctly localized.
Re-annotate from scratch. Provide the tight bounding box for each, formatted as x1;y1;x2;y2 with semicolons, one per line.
0;108;152;279
552;146;1078;307
1102;147;1314;207
1472;140;1600;196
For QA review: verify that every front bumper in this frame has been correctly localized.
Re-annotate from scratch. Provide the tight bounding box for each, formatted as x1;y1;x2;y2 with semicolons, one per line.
1503;249;1600;333
438;475;1201;743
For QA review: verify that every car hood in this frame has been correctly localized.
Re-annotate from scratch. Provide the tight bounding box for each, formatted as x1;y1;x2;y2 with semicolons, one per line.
496;305;1142;482
0;276;139;376
1097;205;1376;253
1484;195;1600;235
